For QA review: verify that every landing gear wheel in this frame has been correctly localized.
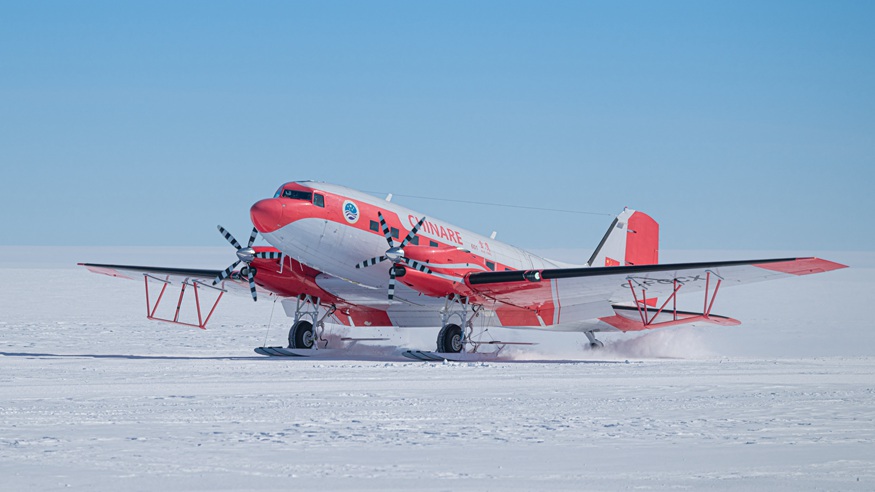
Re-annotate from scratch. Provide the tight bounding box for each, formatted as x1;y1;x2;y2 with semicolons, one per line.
288;321;315;349
436;324;463;353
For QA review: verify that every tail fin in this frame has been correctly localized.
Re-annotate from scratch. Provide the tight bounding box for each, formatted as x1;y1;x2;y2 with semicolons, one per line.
587;209;659;267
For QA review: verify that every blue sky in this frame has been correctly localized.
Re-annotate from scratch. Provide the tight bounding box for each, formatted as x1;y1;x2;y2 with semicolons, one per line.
1;1;873;252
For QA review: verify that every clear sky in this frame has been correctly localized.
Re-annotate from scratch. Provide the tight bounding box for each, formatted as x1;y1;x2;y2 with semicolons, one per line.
1;1;873;253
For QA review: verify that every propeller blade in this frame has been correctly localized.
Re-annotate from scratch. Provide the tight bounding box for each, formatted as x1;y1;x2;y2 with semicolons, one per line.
404;258;433;274
217;225;242;250
355;256;388;269
247;227;258;248
388;267;396;300
400;216;427;248
254;251;282;260
213;260;241;285
377;212;394;248
247;267;258;301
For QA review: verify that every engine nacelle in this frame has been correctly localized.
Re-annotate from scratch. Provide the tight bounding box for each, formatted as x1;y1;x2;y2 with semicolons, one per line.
396;268;464;298
393;245;486;298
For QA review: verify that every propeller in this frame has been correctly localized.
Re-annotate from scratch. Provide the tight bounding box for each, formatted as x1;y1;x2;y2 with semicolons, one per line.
355;212;433;300
213;225;279;301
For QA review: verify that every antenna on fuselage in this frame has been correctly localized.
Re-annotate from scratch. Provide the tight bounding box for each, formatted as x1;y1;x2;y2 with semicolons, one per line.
385;193;393;202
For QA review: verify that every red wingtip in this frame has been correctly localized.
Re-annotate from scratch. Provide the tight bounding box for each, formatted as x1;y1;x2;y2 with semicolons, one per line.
755;258;848;276
80;264;133;279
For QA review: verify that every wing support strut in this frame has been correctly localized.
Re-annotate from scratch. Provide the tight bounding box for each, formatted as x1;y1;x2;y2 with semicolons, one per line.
144;274;226;330
626;271;723;327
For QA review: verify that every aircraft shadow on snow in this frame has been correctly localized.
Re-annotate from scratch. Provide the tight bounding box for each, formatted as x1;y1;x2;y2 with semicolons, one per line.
0;350;631;364
0;351;265;361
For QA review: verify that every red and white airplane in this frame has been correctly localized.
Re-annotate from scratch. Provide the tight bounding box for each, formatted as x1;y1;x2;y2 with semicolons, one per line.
81;181;846;357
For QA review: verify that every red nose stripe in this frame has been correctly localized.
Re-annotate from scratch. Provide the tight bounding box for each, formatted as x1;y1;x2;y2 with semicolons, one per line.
250;199;286;233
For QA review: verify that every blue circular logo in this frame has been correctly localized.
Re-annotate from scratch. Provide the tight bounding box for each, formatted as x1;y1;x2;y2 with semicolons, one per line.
343;200;359;224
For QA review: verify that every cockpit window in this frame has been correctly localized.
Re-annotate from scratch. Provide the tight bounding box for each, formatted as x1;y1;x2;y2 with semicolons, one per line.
313;193;325;208
281;189;313;201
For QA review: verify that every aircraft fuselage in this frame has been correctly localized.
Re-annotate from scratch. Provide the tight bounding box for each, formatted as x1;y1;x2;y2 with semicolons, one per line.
250;181;577;308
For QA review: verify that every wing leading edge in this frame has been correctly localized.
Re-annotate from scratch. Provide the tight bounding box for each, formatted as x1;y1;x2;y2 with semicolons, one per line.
78;262;260;297
80;263;221;281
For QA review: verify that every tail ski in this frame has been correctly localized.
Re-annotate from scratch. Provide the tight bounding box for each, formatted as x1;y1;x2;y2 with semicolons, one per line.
587;208;659;267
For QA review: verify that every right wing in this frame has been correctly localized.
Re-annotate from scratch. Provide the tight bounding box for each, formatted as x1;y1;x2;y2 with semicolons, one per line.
466;257;847;328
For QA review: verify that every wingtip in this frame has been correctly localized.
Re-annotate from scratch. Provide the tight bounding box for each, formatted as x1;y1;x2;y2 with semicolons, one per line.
755;257;848;276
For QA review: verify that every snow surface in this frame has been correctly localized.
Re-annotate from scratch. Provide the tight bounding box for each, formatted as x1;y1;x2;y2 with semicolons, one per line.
1;248;873;490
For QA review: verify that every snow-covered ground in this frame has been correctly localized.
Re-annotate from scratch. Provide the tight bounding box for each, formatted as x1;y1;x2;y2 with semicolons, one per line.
1;248;873;490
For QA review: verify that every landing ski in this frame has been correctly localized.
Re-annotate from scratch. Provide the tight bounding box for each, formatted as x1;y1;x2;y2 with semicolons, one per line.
401;350;501;362
258;347;511;361
254;346;340;357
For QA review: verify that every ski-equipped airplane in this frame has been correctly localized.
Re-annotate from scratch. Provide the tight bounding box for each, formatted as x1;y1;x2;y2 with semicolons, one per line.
81;181;846;358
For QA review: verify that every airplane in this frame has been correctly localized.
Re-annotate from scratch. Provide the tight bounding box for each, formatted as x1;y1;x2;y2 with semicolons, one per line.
80;181;847;358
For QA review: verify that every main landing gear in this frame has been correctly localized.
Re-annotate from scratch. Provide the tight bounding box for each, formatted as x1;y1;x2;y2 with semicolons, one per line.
436;294;481;353
287;295;335;349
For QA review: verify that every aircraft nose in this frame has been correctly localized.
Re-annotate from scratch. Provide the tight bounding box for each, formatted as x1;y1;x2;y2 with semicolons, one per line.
250;198;286;233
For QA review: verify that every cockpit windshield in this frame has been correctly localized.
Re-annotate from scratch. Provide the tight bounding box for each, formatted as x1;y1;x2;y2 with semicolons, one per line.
274;189;313;201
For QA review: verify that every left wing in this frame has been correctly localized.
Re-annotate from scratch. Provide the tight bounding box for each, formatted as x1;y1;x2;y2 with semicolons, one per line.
81;263;226;285
466;257;846;327
78;261;407;329
79;262;267;295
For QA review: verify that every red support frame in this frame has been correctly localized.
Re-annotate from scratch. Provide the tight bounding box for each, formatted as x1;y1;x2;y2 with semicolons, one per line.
143;274;226;330
626;271;724;328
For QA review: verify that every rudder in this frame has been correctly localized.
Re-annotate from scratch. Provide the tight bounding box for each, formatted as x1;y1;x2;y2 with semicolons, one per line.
587;209;659;267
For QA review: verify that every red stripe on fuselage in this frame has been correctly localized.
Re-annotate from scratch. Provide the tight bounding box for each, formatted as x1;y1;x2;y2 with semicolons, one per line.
252;182;514;271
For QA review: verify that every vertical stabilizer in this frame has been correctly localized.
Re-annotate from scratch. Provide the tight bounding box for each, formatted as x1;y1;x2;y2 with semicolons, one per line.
587;209;659;267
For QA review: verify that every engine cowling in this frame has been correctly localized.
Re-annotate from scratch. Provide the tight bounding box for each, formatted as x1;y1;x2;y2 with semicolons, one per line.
395;268;460;297
392;245;487;298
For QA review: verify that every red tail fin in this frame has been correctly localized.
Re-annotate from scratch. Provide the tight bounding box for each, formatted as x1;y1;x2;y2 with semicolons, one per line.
625;211;659;266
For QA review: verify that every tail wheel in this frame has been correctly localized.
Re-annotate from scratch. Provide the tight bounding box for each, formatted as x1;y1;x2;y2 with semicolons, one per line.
584;331;604;350
436;324;463;353
289;321;315;349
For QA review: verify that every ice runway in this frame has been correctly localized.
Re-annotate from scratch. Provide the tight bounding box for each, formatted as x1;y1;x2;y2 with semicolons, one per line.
1;251;873;490
2;352;873;490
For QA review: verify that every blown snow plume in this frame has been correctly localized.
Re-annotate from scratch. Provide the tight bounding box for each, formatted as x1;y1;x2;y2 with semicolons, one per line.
503;328;714;361
597;328;714;359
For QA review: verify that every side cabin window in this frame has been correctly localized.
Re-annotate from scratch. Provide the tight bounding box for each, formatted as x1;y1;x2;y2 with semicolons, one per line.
486;261;495;271
369;220;380;232
281;189;313;201
390;227;399;239
313;193;325;208
429;240;439;247
409;236;419;245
